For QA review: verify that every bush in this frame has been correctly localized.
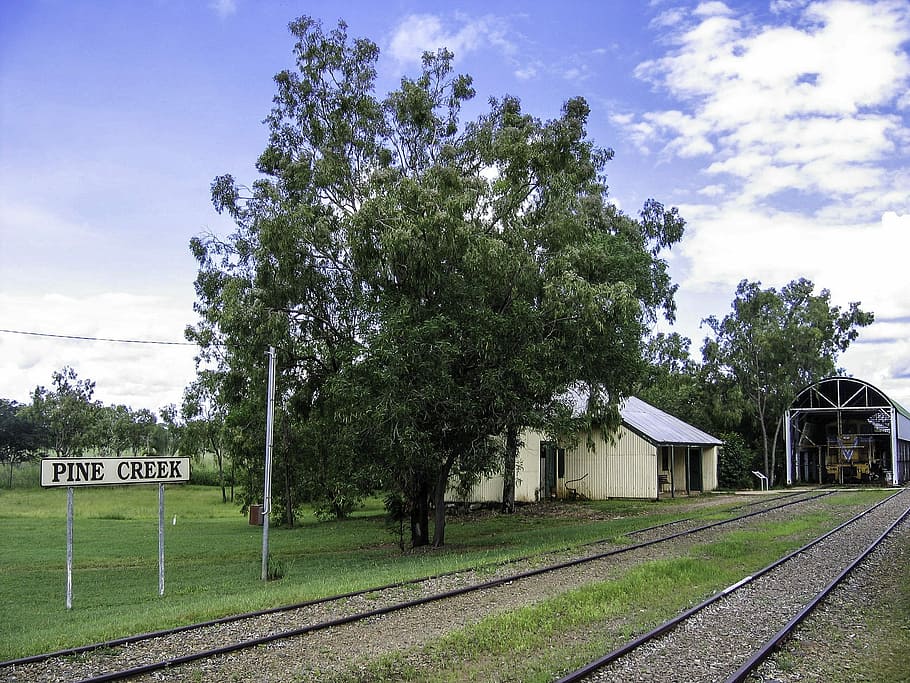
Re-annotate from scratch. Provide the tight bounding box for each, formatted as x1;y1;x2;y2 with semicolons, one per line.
189;466;222;486
718;432;758;489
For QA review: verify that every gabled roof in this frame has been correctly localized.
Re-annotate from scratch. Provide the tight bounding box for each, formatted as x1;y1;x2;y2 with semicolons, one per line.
621;396;722;447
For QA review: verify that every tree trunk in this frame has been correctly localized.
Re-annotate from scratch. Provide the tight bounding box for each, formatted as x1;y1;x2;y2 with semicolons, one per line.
210;433;227;503
230;455;235;502
757;398;771;485
501;424;518;513
770;414;783;487
282;418;295;528
431;453;457;547
409;478;430;547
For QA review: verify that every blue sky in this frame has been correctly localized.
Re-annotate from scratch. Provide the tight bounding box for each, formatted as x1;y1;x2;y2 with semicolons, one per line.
1;0;909;413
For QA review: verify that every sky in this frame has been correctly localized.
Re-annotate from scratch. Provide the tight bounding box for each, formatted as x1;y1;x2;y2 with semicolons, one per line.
1;0;908;414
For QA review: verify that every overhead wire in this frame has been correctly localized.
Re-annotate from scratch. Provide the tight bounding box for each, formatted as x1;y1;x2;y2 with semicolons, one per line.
0;328;196;346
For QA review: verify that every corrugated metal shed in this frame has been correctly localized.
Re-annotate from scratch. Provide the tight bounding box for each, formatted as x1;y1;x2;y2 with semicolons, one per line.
620;396;722;447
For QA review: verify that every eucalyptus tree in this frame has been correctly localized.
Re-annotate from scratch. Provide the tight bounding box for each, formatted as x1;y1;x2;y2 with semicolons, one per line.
27;367;98;458
702;278;873;484
189;16;685;545
181;374;234;502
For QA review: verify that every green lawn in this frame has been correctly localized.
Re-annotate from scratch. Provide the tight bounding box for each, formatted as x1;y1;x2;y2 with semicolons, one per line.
0;484;690;660
0;485;896;665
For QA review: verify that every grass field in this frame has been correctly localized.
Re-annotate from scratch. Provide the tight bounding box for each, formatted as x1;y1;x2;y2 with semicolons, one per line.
0;484;685;660
0;484;901;668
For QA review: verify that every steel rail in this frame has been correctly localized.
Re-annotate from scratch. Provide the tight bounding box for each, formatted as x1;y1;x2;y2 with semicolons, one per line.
552;488;906;683
624;489;812;537
725;502;910;683
1;490;836;681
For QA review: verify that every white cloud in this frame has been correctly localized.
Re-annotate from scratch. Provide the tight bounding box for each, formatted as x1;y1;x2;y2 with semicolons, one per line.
0;291;198;412
388;14;511;65
670;208;910;405
209;0;237;19
678;208;910;315
622;0;910;213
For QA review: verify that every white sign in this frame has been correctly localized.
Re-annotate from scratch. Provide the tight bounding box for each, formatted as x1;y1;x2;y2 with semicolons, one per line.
41;458;190;487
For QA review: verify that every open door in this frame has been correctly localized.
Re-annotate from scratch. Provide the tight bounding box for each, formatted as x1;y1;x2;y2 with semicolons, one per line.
687;447;703;492
539;442;562;498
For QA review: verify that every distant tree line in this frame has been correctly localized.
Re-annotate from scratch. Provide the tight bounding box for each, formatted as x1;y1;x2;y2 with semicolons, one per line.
0;366;235;500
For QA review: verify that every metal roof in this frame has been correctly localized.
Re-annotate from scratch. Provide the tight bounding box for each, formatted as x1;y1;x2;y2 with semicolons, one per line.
790;375;910;443
620;396;723;446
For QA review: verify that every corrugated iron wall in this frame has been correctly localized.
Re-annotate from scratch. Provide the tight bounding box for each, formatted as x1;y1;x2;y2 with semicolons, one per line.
563;427;657;499
703;445;718;490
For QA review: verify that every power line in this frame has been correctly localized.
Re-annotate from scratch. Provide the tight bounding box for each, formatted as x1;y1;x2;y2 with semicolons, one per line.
0;328;196;346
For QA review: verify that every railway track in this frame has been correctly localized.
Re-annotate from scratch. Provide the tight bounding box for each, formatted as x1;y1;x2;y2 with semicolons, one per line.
554;487;909;683
0;489;871;682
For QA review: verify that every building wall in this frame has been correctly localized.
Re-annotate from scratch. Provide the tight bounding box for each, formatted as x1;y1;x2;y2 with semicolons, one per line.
563;427;658;499
449;427;717;503
703;445;718;490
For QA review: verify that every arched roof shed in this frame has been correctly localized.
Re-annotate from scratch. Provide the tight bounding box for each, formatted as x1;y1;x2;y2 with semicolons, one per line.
785;376;910;486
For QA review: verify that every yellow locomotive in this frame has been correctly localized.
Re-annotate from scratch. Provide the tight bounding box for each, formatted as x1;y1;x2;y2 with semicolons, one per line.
821;417;886;484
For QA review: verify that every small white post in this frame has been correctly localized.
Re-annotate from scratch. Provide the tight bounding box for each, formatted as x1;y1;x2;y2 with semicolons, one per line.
262;346;276;581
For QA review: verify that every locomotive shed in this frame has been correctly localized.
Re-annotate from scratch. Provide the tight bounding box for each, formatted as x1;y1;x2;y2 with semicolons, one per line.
785;376;910;486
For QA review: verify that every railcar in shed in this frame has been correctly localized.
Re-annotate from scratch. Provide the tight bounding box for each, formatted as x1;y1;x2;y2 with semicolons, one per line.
786;377;910;486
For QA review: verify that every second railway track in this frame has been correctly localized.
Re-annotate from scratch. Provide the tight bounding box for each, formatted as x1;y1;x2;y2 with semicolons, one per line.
555;487;910;683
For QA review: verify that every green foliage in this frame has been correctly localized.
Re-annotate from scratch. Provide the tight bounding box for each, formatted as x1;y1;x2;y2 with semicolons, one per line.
717;432;757;489
701;279;873;482
0;399;40;487
189;16;686;549
26;366;98;457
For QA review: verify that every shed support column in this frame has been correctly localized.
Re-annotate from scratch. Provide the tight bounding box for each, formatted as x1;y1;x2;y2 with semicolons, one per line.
785;409;793;486
891;407;899;486
685;448;690;496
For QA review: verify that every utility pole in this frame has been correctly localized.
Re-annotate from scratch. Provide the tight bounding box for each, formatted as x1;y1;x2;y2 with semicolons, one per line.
261;346;276;581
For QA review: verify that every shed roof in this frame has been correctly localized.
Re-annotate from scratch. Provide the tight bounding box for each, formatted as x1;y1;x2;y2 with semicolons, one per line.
620;396;722;447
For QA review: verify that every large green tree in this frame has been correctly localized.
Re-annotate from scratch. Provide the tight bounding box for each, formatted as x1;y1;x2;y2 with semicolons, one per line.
189;17;684;546
702;278;873;484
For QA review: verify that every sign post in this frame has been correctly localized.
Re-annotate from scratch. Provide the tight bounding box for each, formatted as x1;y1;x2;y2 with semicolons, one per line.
262;346;276;581
158;483;165;597
66;486;73;610
42;457;190;608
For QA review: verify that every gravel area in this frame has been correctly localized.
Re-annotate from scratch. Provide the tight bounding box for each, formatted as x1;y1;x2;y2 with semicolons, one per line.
585;488;909;683
0;490;898;683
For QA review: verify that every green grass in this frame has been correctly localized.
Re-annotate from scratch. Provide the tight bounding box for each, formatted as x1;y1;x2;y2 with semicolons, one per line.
0;486;691;660
0;485;893;665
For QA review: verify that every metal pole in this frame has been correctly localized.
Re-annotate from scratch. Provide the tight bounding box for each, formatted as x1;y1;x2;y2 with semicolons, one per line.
66;486;73;609
262;346;276;581
158;483;165;596
890;407;898;486
784;409;793;485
